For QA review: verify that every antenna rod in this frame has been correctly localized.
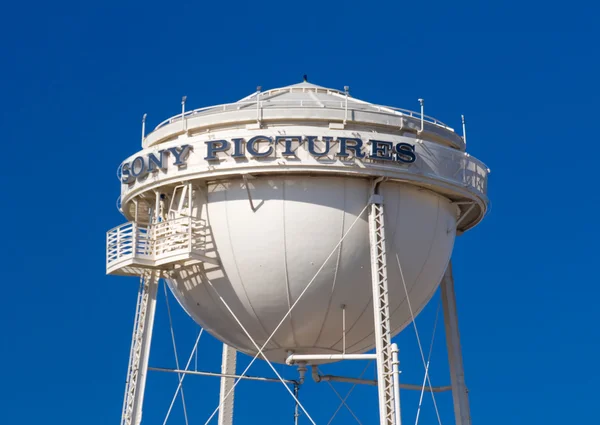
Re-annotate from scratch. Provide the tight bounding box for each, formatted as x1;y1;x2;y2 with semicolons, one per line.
461;115;467;146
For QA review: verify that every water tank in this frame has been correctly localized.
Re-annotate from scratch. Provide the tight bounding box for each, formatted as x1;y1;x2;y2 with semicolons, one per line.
116;81;489;363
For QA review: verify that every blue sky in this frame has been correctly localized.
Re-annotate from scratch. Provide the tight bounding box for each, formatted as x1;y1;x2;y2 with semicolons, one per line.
1;0;599;424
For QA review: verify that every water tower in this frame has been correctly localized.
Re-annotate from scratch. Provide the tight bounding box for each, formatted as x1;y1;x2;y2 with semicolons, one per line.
107;79;489;425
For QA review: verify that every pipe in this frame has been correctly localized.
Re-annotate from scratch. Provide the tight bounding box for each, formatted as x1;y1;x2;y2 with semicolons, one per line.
319;375;376;386
311;366;321;383
371;176;385;196
297;362;307;385
286;353;377;365
391;343;401;425
312;367;451;393
148;367;297;384
133;199;138;222
293;384;300;425
369;176;386;206
342;304;347;354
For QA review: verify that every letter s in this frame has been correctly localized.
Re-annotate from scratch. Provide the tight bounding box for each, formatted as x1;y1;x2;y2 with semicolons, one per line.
395;142;416;164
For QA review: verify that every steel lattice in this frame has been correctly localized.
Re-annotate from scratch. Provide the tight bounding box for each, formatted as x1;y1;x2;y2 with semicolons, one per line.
369;200;397;425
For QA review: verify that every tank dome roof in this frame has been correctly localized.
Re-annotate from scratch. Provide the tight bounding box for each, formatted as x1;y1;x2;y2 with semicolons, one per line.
145;79;465;151
236;80;389;114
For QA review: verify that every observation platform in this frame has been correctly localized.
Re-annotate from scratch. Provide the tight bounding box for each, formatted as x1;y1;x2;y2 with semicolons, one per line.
106;216;218;276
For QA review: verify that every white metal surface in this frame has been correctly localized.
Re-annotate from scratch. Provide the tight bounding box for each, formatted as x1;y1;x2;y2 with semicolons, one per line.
217;344;237;425
120;130;488;231
286;354;377;364
166;177;457;363
107;222;152;268
153;85;453;134
368;188;396;425
119;82;489;233
121;271;159;425
442;262;472;425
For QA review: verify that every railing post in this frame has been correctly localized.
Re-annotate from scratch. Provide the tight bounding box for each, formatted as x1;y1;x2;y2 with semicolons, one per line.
117;226;122;258
344;85;349;125
418;99;425;133
141;114;147;146
132;222;137;258
149;222;156;258
107;232;111;268
256;86;262;125
181;96;187;132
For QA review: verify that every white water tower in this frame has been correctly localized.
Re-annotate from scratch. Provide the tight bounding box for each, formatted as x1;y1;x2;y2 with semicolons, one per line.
107;79;489;425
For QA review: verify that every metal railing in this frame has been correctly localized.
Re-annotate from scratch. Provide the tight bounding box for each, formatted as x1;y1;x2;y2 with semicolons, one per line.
106;217;206;270
413;141;488;197
107;222;151;266
152;98;451;132
153;216;206;258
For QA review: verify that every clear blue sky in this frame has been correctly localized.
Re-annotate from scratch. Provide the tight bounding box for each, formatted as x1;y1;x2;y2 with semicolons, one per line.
1;1;598;424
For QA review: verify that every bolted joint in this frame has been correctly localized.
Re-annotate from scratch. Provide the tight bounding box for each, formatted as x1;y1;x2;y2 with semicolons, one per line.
297;362;307;385
311;366;322;383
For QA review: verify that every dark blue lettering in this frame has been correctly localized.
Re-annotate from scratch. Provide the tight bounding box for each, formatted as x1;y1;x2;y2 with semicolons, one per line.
247;136;273;157
337;137;366;159
394;142;416;163
204;141;229;161
368;140;394;161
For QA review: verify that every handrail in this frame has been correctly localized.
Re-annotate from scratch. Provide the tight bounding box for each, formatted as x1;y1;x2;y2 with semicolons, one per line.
107;217;207;269
152;99;451;132
106;221;135;236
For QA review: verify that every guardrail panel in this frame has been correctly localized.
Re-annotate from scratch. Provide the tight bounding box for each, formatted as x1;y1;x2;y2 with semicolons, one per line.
107;218;208;272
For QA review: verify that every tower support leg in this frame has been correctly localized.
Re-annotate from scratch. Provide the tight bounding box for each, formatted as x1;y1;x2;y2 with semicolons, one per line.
441;262;472;425
121;270;160;425
217;344;237;425
368;187;398;425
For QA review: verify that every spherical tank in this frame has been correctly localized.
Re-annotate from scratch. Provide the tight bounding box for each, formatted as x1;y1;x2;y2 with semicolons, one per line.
165;176;458;363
